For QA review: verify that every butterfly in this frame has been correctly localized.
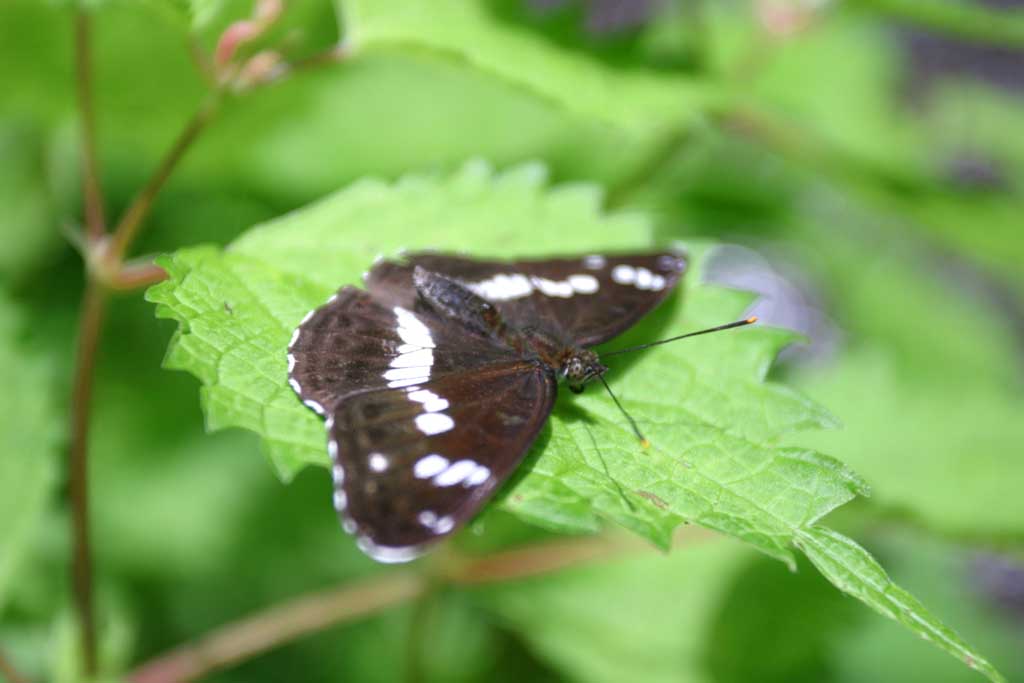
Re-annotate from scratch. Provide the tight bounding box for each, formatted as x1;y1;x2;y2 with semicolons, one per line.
287;250;754;562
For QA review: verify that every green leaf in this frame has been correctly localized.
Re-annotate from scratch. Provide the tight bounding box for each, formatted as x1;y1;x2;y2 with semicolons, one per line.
830;531;1024;683
0;294;60;612
795;526;1005;683
344;0;714;134
148;162;1002;680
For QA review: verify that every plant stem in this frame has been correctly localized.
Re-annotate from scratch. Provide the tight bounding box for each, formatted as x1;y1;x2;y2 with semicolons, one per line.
74;9;105;240
850;0;1024;47
69;280;107;677
108;260;168;290
127;529;718;683
105;95;220;266
128;572;425;683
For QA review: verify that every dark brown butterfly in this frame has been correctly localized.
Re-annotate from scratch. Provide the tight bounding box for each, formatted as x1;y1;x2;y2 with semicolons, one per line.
287;251;753;562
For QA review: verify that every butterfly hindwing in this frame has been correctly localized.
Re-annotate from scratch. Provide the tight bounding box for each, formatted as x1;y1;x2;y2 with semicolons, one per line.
367;250;687;347
328;362;555;561
288;285;556;561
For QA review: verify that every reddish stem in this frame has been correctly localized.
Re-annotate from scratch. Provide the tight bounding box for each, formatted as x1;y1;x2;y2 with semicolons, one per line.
128;572;425;683
127;530;719;683
105;97;219;267
69;280;107;676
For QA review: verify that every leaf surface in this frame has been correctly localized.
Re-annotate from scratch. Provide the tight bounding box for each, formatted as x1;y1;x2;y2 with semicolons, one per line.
345;0;713;133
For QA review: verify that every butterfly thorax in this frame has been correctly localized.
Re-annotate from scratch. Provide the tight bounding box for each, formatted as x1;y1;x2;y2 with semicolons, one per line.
413;266;605;391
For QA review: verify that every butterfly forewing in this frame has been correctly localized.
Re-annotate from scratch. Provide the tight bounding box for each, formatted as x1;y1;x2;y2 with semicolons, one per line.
367;251;687;346
288;286;513;414
288;286;556;561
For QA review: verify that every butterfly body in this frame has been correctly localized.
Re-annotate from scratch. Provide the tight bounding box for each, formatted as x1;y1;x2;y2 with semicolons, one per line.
287;251;686;562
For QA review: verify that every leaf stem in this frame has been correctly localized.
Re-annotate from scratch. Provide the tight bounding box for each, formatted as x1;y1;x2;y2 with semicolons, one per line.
127;529;717;683
105;95;221;267
74;8;105;240
68;279;107;677
127;572;425;683
107;260;168;291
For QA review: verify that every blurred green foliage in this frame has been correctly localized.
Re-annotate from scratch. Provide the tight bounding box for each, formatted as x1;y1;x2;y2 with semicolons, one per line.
1;0;1023;681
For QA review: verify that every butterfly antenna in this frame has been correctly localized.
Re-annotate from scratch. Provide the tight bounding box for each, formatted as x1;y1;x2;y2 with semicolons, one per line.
598;374;650;448
603;316;758;358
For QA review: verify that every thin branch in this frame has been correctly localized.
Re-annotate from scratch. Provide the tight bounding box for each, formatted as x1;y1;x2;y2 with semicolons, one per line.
105;95;220;266
0;647;31;683
74;9;105;239
107;260;167;291
68;280;107;677
128;528;719;683
282;42;351;78
127;572;425;683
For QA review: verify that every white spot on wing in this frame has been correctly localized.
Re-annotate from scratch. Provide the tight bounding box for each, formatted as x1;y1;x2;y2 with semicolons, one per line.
531;276;573;298
612;264;636;285
418;510;438;527
568;273;599;294
384;366;431;382
356;536;423;564
658;254;685;271
466;273;534;301
414;453;449;479
584;254;606;269
288;327;301;349
303;399;325;415
333;490;347;510
369;452;388;472
408;389;449;413
465;465;491;486
393;307;435;349
415;413;454;436
434;459;477;487
388;347;434;368
417;510;455;535
288;377;303;394
287;353;296;372
635;267;654;289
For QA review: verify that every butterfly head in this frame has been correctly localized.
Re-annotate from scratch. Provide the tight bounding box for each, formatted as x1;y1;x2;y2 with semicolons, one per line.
562;349;607;394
